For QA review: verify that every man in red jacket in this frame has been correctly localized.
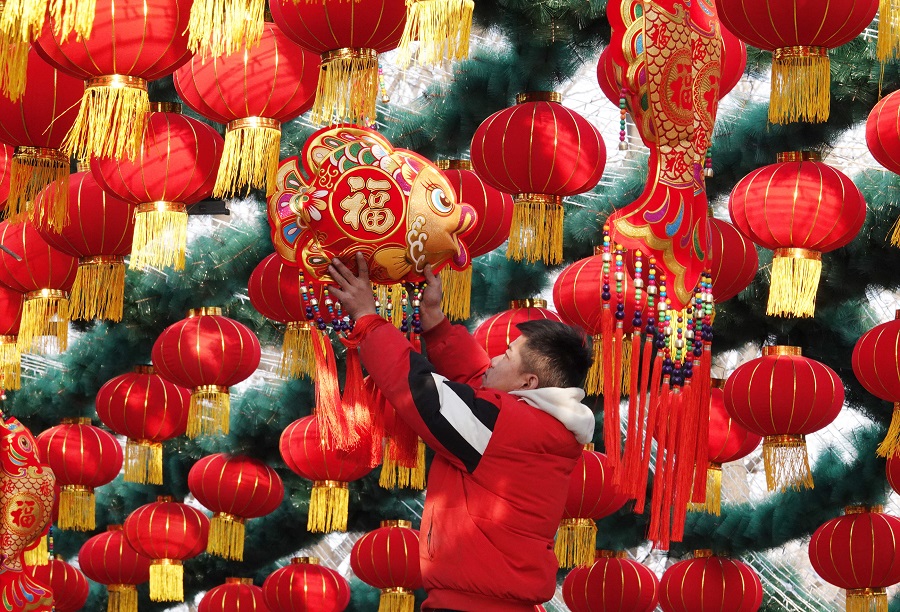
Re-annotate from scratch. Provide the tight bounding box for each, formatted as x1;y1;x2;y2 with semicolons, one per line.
330;254;595;612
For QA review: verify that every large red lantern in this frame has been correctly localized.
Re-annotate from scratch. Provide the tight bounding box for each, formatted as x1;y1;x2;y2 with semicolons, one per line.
562;550;659;612
33;170;135;321
263;557;350;612
350;520;422;612
708;217;758;303
123;496;210;602
473;299;563;359
728;152;865;318
24;557;89;612
174;22;319;198
0;48;82;224
151;307;261;438
659;550;762;612
867;90;900;246
555;445;628;569
470;92;606;264
724;346;843;492
36;417;122;531
269;0;405;126
94;365;190;485
188;453;284;562
79;525;152;612
852;310;900;458
0;285;24;390
34;0;193;161
715;0;877;124
809;505;900;612
199;577;270;612
280;416;373;533
91;105;224;272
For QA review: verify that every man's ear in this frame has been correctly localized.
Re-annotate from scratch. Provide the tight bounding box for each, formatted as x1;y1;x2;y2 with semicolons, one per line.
521;373;540;390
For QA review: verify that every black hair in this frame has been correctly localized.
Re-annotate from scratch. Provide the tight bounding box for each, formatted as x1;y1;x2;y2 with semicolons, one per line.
515;319;593;389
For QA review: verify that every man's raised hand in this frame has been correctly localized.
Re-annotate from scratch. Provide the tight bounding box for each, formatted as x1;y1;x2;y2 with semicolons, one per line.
327;253;378;321
419;264;445;332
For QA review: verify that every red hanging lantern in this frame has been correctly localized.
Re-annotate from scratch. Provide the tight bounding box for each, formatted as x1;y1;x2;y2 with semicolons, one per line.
33;170;135;321
562;550;659;612
24;557;89;612
151;307;261;438
724;346;843;492
852;310;900;458
94;365;190;485
396;0;472;67
35;417;122;531
91;104;224;272
809;505;900;612
0;48;81;224
123;496;210;603
470;92;606;264
199;577;270;612
555;445;628;569
263;558;350;612
435;159;513;321
34;0;193;161
350;520;422;612
174;21;318;198
0;285;24;390
708;217;758;304
269;0;406;126
866;90;900;246
715;0;877;124
188;453;285;562
79;525;152;612
728;151;866;318
473;299;564;359
659;550;762;612
280;416;373;533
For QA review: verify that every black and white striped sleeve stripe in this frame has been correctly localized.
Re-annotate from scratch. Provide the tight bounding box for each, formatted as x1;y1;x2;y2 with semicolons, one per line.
408;354;500;472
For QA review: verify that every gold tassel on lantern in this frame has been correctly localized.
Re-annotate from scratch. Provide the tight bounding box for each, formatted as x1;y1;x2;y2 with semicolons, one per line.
107;584;138;612
214;117;282;198
688;464;723;515
584;334;603;396
207;512;246;561
878;0;900;61
124;439;163;485
0;0;97;44
70;255;126;322
0;335;21;390
767;248;822;318
280;321;316;379
130;201;188;271
186;0;264;60
762;434;813;492
0;37;28;102
63;75;150;161
22;535;48;566
847;588;888;612
379;439;426;490
380;587;415;612
8;147;69;224
58;484;95;531
311;48;378;126
507;194;564;265
396;0;473;67
553;517;597;569
769;46;830;124
186;385;230;438
149;559;183;602
18;290;69;355
438;266;471;321
876;403;900;458
308;480;349;533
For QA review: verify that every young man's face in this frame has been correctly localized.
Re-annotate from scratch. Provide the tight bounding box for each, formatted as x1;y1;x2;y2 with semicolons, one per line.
482;336;538;392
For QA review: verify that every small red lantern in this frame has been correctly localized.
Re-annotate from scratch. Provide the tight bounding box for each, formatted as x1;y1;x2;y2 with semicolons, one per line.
473;299;563;359
123;496;210;602
280;416;373;533
24;557;89;612
350;520;422;612
867;91;900;246
36;417;123;531
659;550;762;612
853;310;900;458
728;152;865;318
91;104;223;272
174;21;319;197
724;346;843;492
555;445;628;569
34;0;193;161
562;550;659;612
151;307;261;438
263;557;350;612
188;453;285;561
471;92;606;264
809;505;900;612
199;577;270;612
0;285;24;390
708;217;758;303
79;525;151;612
95;365;190;485
33;170;135;321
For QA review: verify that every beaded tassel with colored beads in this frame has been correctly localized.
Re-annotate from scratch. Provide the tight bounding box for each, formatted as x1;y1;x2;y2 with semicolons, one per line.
704;149;714;178
618;89;628;151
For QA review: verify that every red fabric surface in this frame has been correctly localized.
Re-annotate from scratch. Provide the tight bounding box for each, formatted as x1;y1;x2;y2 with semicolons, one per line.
867;90;900;175
263;561;350;612
852;318;900;402
439;166;513;258
350;524;423;590
658;555;762;612
79;526;151;586
473;304;564;359
25;558;89;612
188;454;284;519
279;416;373;482
36;422;122;488
707;387;762;464
95;367;190;442
123;499;210;561
0;570;52;611
888;455;900;496
809;510;900;589
248;253;325;324
0;285;23;336
200;580;270;612
0;221;78;293
708;217;758;304
562;448;628;520
718;24;746;98
596;47;619;108
269;0;405;54
563;555;659;612
0;144;12;207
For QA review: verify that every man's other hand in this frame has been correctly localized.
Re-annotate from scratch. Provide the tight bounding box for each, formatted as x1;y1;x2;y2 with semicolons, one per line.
328;253;377;321
419;265;445;332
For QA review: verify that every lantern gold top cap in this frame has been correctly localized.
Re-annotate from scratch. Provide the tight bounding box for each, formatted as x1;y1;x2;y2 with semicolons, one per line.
436;159;472;171
693;549;714;558
291;557;319;565
516;91;562;104
149;102;182;114
776;151;821;163
510;299;546;309
188;307;222;317
895;309;900;320
225;577;254;585
711;378;726;389
61;417;92;425
762;345;802;357
133;364;154;375
157;495;174;503
845;505;882;514
597;550;627;559
381;520;412;528
107;524;123;532
583;443;594;451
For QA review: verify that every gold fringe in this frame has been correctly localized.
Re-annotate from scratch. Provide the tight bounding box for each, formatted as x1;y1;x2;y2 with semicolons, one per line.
847;589;888;612
763;436;813;492
396;0;473;67
0;336;22;391
8;149;68;225
48;0;97;42
186;387;230;438
207;513;245;561
878;0;900;61
553;518;597;569
311;49;378;126
280;321;316;380
124;439;163;485
70;258;126;322
187;0;265;59
58;486;95;531
585;334;603;396
213;120;281;198
308;482;349;533
620;333;632;395
688;465;722;515
130;206;188;271
0;38;28;102
18;293;69;356
107;585;138;612
375;284;405;327
378;439;426;490
877;404;900;458
63;79;150;161
769;48;830;124
149;561;183;602
379;589;415;612
767;254;821;318
506;195;564;264
22;535;48;566
438;266;471;321
890;214;900;248
0;0;47;44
